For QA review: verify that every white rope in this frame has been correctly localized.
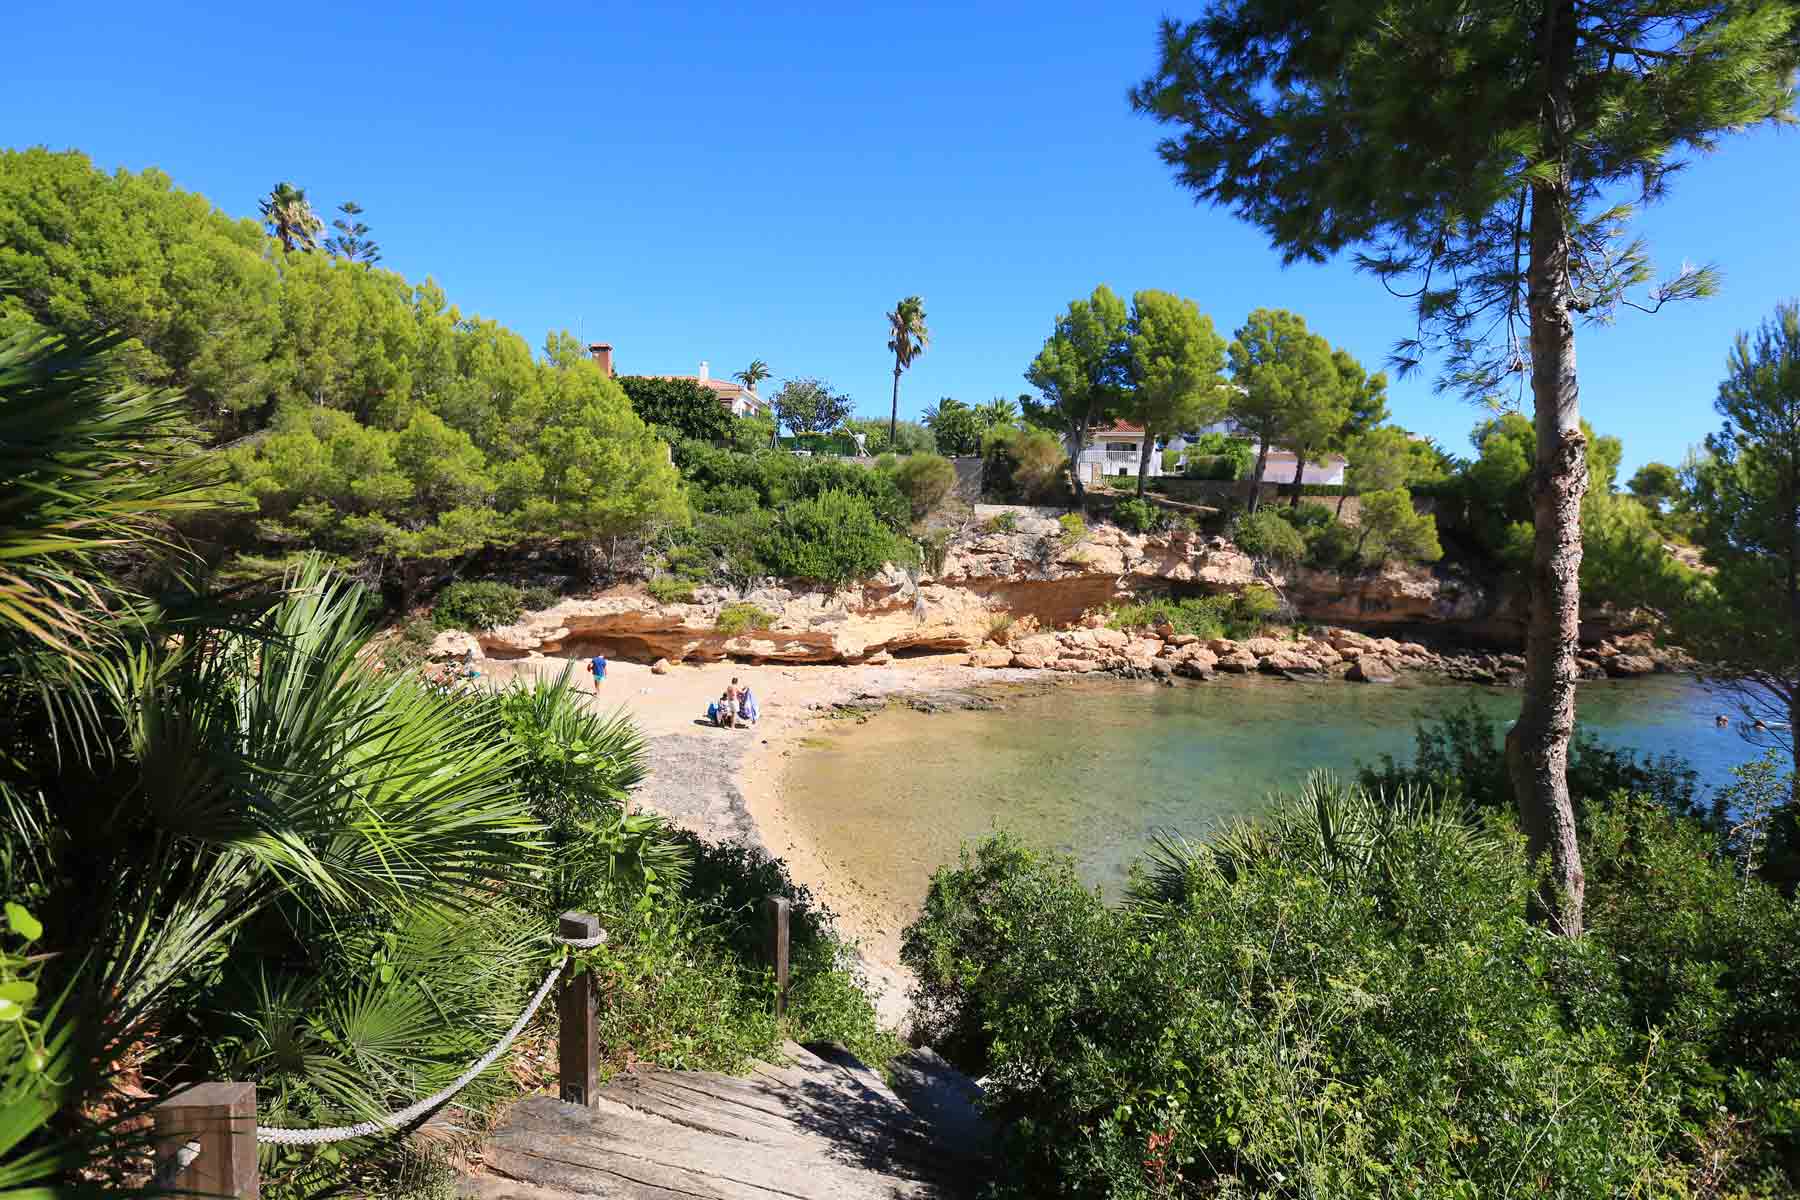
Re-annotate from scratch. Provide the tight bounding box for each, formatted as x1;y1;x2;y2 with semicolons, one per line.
255;928;605;1146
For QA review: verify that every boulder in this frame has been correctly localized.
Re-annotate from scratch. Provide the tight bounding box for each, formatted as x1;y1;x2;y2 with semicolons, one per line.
650;657;671;675
1150;658;1176;677
1216;649;1260;673
1260;650;1323;678
1245;636;1285;657
1010;653;1049;670
866;650;894;665
1347;655;1397;683
1092;627;1130;651
1126;654;1158;674
1126;637;1164;660
1605;654;1657;677
1179;646;1220;672
967;645;1013;669
1208;638;1241;655
1175;659;1214;680
1050;657;1097;673
429;630;481;660
1168;633;1200;648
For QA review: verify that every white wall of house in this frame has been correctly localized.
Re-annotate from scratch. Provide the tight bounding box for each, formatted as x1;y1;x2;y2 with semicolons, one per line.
1066;433;1164;483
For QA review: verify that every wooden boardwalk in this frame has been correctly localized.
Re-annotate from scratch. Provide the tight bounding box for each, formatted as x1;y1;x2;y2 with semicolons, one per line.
461;1043;985;1199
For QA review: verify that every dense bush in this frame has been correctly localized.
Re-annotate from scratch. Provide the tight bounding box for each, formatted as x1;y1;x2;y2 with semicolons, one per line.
982;427;1067;502
1281;500;1336;530
1231;508;1307;563
984;511;1019;533
842;417;936;456
432;580;525;629
1357;694;1703;820
889;453;958;519
756;490;905;585
1181;432;1255;480
617;375;734;444
716;602;775;635
1111;496;1160;533
678;443;909;530
1303;518;1358;568
1355;486;1445;564
646;576;696;604
1106;586;1279;640
1058;513;1087;545
902;776;1800;1197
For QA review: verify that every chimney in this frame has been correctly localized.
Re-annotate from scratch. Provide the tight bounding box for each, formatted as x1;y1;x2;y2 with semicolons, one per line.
698;360;709;382
588;342;614;377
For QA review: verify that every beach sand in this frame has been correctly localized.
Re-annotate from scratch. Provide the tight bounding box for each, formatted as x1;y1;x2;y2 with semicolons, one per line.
473;652;1037;1025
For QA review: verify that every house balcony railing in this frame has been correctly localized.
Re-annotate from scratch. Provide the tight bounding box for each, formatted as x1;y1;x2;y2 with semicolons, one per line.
1102;447;1139;458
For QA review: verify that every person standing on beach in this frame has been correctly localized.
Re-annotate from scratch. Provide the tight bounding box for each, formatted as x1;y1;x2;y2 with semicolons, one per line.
589;653;607;694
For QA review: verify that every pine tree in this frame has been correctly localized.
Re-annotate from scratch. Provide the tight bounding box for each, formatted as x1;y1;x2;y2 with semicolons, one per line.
1137;0;1800;935
1132;0;1800;935
325;200;381;264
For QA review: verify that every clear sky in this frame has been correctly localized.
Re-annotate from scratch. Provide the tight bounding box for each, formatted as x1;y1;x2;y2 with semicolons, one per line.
8;1;1798;473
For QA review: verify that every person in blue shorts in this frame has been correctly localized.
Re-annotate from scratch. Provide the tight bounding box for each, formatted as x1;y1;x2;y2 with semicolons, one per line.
589;653;607;693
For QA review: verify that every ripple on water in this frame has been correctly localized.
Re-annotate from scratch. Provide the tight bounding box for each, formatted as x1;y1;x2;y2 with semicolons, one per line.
780;673;1765;922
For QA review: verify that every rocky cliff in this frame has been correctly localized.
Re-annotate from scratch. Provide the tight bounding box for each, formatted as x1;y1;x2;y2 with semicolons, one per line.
427;515;1646;671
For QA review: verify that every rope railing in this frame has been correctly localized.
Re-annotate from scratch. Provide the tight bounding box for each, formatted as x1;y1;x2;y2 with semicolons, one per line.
152;901;787;1198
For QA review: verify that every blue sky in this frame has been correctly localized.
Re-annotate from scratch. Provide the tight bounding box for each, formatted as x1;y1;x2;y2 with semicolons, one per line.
8;1;1798;473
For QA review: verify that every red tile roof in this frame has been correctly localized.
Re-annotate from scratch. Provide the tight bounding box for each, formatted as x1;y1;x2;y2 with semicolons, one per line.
1093;421;1146;435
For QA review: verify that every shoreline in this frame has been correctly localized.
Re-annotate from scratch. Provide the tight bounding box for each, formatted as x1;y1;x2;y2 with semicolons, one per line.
474;650;1052;1027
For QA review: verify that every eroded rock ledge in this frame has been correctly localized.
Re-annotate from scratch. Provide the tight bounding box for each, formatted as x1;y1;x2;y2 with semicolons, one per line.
426;518;1681;683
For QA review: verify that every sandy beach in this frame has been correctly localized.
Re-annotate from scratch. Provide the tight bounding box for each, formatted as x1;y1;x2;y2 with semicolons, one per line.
474;651;1042;1025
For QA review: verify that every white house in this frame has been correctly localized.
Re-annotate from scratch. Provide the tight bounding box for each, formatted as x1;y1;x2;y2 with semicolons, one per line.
1178;420;1348;484
1067;422;1165;484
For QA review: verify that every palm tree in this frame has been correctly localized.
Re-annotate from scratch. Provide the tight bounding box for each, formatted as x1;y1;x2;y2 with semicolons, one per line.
733;358;772;396
977;395;1020;430
886;296;930;446
258;181;323;253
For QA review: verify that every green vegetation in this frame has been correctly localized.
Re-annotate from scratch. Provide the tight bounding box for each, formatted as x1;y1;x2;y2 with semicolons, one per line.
1057;513;1087;546
888;452;958;518
843;417;935;456
432;579;526;630
618;375;734;444
1105;587;1279;640
983;511;1019;534
1181;431;1254;480
756;490;909;585
903;763;1800;1196
981;426;1066;503
716;602;776;636
921;397;988;455
1111;496;1160;533
646;576;697;604
1230;508;1306;564
1132;0;1800;938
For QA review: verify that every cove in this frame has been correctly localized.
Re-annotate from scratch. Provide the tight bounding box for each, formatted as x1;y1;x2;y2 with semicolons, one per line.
779;674;1763;925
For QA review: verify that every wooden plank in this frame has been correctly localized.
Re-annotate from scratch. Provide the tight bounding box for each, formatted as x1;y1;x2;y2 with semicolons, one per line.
489;1097;946;1199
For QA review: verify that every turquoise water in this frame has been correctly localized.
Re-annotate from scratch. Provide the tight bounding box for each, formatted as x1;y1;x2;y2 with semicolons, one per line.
779;674;1766;920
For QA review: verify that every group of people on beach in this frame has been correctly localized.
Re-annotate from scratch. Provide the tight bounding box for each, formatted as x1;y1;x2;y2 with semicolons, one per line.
585;652;756;728
708;677;758;728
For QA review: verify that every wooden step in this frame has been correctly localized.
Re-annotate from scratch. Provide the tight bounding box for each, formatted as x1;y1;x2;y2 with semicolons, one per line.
483;1093;960;1199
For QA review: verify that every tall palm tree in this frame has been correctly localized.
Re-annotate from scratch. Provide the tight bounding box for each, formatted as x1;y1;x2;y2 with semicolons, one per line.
258;181;323;253
733;358;772;396
886;296;929;446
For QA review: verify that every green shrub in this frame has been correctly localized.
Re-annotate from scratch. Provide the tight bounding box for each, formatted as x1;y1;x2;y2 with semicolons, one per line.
646;576;696;604
1111;496;1159;534
889;453;958;519
983;511;1019;534
915;527;953;575
1057;513;1087;545
1282;500;1336;530
1107;587;1277;640
678;443;909;530
982;427;1067;502
901;775;1800;1197
1305;518;1359;569
1231;508;1307;563
1356;487;1444;564
431;580;524;630
1182;433;1254;480
520;583;560;612
756;490;905;585
716;602;775;636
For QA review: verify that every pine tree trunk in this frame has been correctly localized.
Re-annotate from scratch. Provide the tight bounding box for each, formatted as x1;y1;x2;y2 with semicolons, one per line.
1248;441;1270;514
1136;432;1155;497
1070;423;1088;504
1289;452;1307;507
1505;0;1587;936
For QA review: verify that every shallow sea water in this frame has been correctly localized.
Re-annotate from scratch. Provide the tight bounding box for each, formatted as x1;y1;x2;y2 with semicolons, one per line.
779;673;1764;922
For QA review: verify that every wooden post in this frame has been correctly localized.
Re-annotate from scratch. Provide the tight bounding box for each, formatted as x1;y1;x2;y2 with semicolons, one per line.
558;911;600;1107
154;1082;258;1199
763;896;790;1020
